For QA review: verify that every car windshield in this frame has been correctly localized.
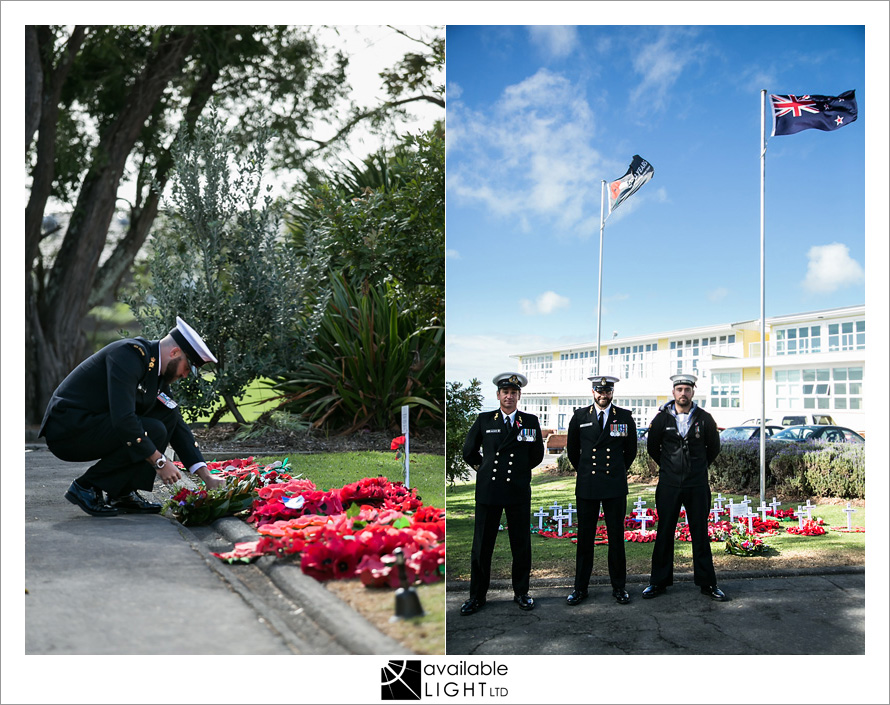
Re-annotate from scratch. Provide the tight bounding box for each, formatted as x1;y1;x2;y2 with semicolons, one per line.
773;428;800;439
720;428;751;441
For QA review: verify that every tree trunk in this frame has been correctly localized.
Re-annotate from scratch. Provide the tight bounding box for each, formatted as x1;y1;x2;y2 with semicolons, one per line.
222;394;247;426
26;28;195;424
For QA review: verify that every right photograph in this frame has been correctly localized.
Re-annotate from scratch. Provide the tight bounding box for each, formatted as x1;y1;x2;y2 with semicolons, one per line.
444;25;867;656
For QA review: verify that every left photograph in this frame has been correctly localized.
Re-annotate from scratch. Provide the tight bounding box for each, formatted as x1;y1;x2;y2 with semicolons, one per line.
24;24;445;656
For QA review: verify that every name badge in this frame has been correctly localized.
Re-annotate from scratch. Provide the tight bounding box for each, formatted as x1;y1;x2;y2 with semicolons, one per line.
580;422;593;428
486;428;500;434
157;392;178;409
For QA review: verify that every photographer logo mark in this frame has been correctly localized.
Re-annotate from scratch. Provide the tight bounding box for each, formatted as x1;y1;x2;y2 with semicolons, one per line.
381;660;422;701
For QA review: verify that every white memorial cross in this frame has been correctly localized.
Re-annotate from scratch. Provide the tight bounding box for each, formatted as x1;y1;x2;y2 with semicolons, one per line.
769;498;781;516
633;496;646;513
757;502;770;522
728;499;748;520
564;503;577;527
709;505;722;523
549;501;562;518
555;512;566;536
795;505;805;529
714;493;726;510
633;507;651;533
803;499;814;520
744;508;757;534
680;504;689;525
533;507;549;532
843;502;856;531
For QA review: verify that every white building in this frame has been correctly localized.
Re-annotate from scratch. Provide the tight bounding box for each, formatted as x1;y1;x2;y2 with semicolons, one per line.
512;305;865;434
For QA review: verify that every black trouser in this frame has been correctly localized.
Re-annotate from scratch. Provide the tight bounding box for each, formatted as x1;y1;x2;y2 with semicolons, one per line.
648;483;717;588
44;404;180;497
469;501;531;600
574;495;627;591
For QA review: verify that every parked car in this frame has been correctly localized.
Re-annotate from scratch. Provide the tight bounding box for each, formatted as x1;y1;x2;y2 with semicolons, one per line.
779;414;835;427
720;425;783;441
771;425;864;443
741;418;775;426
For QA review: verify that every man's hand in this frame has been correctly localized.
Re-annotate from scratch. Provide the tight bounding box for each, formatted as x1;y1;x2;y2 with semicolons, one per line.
156;459;182;486
196;465;225;490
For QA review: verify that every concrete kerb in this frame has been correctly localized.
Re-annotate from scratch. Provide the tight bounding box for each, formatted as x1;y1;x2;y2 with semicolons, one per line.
446;564;865;593
208;516;410;655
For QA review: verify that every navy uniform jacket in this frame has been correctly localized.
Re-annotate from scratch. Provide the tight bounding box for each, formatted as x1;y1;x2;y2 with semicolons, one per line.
39;337;205;468
567;404;637;500
646;402;720;488
463;409;544;505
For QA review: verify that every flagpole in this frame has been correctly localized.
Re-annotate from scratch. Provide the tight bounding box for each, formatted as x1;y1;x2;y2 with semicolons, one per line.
759;89;767;506
596;179;606;375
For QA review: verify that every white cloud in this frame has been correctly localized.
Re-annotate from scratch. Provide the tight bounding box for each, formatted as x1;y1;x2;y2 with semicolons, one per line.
707;287;729;302
629;28;704;112
446;249;461;259
527;26;580;60
520;290;570;315
447;68;604;236
802;243;864;294
446;81;463;100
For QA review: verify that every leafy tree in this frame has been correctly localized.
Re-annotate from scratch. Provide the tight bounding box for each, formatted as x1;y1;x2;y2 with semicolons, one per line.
129;106;331;424
288;128;444;324
446;379;483;486
25;24;443;424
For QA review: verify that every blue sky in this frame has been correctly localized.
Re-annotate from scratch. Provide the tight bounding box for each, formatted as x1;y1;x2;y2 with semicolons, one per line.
446;22;886;409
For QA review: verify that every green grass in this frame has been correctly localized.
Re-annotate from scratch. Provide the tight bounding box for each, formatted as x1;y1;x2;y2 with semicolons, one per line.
446;469;866;583
255;451;445;509
253;450;446;654
193;377;283;424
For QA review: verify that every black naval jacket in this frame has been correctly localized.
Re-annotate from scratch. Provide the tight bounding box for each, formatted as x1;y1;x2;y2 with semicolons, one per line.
463;409;544;505
646;401;720;488
39;337;205;468
567;404;637;500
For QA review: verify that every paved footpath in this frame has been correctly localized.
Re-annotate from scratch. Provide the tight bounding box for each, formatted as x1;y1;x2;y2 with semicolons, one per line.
23;447;406;656
446;569;865;655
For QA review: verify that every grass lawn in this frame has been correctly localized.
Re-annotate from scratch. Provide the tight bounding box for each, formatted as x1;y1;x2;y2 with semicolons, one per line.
193;377;283;424
446;468;865;584
255;451;446;655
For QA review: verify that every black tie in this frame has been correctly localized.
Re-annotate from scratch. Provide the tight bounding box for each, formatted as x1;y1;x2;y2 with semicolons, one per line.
598;411;605;430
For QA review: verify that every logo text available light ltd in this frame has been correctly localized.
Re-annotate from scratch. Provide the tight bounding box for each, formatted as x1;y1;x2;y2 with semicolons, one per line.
381;660;510;700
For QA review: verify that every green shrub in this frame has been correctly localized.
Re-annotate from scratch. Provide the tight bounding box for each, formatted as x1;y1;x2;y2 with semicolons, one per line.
274;274;443;434
709;440;786;493
555;452;574;476
629;451;658;481
802;443;865;499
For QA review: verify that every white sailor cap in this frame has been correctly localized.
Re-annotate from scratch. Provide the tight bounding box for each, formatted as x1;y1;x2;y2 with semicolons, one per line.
493;372;528;390
587;375;619;390
670;373;698;388
169;316;218;367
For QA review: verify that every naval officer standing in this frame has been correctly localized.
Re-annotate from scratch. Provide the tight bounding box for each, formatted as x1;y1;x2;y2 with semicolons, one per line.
460;373;544;615
642;373;728;601
40;316;225;517
565;375;637;606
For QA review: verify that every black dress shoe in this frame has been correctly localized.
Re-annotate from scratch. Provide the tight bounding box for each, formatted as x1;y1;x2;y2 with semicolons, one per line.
701;585;729;601
612;588;631;604
642;584;666;599
108;491;162;514
460;597;486;616
566;589;588;605
65;481;118;517
514;594;535;611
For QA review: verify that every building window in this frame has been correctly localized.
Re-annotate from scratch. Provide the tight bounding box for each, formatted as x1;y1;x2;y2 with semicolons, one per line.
521;355;552;381
776;367;863;411
709;372;741;408
828;320;865;352
775;325;822;355
615;397;658;428
670;336;731;375
521;397;550;428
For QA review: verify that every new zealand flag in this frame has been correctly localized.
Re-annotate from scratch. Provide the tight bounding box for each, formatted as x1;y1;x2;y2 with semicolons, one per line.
770;90;858;136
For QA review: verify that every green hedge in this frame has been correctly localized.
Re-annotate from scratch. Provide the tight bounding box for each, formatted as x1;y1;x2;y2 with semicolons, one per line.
710;440;865;499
